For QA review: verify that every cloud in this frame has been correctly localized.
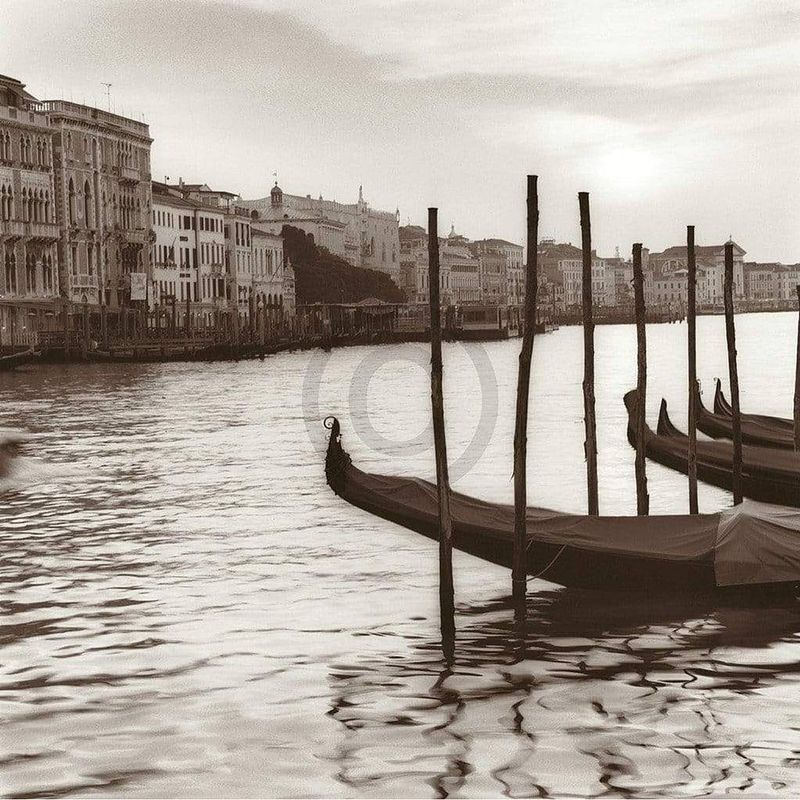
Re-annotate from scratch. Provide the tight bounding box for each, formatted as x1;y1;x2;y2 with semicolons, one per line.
1;0;799;260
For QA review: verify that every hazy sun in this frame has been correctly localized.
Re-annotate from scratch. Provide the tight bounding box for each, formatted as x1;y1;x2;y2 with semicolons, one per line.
595;148;657;194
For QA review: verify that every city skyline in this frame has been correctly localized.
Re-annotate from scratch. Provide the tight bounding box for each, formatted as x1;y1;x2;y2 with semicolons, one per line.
3;0;799;261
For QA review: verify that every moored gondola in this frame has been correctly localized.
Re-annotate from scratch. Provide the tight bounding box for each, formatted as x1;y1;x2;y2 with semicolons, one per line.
696;380;794;449
324;413;800;593
714;378;794;430
0;347;40;371
625;390;800;507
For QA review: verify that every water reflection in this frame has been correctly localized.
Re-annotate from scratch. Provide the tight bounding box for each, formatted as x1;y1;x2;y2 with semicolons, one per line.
328;587;800;797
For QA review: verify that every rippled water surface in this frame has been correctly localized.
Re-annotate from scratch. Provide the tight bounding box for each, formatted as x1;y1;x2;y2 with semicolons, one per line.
1;312;799;798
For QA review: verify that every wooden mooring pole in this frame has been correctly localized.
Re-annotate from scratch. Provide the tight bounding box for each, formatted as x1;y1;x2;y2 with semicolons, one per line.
687;226;699;513
794;285;800;451
512;175;539;603
428;207;455;656
632;243;649;515
579;192;599;515
723;242;743;504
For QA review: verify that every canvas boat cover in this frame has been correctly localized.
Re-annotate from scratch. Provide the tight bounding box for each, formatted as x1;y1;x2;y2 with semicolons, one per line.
326;418;800;588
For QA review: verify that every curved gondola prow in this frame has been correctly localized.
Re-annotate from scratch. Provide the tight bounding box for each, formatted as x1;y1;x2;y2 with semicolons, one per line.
324;416;351;496
657;398;684;438
694;379;709;416
714;378;733;417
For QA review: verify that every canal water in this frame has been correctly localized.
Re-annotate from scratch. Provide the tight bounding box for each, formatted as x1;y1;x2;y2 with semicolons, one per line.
1;312;799;798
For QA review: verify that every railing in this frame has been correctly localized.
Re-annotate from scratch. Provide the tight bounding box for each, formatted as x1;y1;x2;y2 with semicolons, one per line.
118;228;149;244
27;222;60;239
120;166;140;182
71;273;98;289
32;100;150;137
0;220;26;237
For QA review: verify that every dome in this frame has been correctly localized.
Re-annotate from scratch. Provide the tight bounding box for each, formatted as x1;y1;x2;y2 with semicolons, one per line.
270;181;283;207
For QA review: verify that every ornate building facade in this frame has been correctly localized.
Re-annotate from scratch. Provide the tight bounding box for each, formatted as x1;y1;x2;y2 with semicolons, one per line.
241;183;400;284
40;99;153;307
0;75;59;345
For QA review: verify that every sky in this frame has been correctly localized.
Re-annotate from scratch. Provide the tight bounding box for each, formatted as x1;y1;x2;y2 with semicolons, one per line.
2;0;799;261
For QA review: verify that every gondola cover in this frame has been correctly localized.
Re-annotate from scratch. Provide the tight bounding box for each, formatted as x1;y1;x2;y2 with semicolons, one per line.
325;412;800;590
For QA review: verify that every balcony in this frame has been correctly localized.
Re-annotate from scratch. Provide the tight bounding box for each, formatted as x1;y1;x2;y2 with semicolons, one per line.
71;273;98;289
113;227;150;245
0;220;26;238
27;222;60;241
120;166;140;184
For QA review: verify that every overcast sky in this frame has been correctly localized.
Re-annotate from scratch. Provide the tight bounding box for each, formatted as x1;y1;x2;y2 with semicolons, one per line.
3;0;799;261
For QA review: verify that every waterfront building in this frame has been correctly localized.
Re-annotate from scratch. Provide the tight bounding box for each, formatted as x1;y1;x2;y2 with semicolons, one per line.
475;250;507;305
398;224;428;304
40;98;152;308
538;240;611;309
645;269;688;308
169;181;255;324
250;225;286;310
241;183;400;284
775;264;800;301
743;262;778;301
471;238;525;305
151;182;228;327
442;227;480;304
0;75;59;346
649;241;746;301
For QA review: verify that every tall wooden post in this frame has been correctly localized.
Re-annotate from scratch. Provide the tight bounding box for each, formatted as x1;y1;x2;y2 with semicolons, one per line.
512;175;538;602
687;226;699;512
794;285;800;451
632;243;649;515
579;192;599;514
723;243;743;504
186;293;191;337
428;207;455;655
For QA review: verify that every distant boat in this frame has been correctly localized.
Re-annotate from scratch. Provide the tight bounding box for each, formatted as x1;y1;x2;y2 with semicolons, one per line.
625;390;800;507
0;347;40;371
696;379;794;450
324;412;800;593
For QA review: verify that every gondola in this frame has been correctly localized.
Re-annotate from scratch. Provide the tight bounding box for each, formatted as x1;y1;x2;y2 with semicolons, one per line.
626;390;800;507
711;378;795;437
696;380;794;449
324;411;800;593
0;347;40;371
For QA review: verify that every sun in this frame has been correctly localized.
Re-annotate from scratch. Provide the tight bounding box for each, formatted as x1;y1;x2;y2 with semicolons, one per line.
594;148;657;194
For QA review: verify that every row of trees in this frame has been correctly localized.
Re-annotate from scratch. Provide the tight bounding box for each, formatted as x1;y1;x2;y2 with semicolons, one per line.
282;225;405;305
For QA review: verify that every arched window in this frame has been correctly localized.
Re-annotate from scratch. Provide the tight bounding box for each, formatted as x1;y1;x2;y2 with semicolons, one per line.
84;180;93;227
26;252;37;294
0;185;7;221
44;190;50;222
68;179;76;225
4;251;16;293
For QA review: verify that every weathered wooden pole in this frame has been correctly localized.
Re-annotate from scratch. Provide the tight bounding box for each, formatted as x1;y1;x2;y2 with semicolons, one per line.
794;285;800;451
186;293;191;337
687;226;699;513
632;243;649;515
428;207;455;654
723;242;743;504
578;192;599;514
512;175;539;603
